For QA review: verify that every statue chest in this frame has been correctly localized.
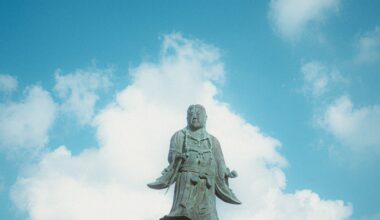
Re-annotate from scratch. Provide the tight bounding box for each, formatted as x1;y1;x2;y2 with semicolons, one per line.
182;135;216;174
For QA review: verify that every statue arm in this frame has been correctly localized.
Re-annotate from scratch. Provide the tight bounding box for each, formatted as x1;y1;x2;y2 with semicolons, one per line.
212;135;242;204
147;130;184;190
211;136;229;180
168;130;185;163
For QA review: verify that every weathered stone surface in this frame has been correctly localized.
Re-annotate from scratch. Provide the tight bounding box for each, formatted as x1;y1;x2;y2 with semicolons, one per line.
148;104;241;220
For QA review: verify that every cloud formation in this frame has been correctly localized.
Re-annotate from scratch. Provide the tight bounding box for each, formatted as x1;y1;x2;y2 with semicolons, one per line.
319;96;380;153
356;26;380;64
0;86;56;151
0;74;18;93
11;33;352;220
299;61;380;156
301;61;346;98
268;0;340;40
54;67;112;125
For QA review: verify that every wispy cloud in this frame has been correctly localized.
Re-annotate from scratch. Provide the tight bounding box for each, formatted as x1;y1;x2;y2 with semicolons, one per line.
299;61;380;157
0;86;56;152
268;0;340;40
301;61;347;98
0;74;18;93
356;26;380;64
11;33;352;220
54;66;112;125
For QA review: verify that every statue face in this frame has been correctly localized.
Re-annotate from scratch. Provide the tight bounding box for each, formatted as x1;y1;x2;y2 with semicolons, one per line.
187;105;207;130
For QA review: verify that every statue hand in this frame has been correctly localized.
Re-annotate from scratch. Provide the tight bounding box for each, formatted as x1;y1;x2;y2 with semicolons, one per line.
173;152;186;160
225;168;238;178
161;167;169;175
226;169;238;178
228;170;238;178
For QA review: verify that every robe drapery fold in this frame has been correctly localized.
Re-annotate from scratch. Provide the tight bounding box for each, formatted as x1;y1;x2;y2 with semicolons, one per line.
155;127;240;220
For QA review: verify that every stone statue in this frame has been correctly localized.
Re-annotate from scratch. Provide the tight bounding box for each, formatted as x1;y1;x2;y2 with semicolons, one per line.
148;104;241;220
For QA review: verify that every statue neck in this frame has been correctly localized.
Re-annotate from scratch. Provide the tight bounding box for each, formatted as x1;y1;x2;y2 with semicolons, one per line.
186;126;207;139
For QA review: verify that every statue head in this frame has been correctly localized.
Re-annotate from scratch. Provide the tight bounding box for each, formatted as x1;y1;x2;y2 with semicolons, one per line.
187;104;207;130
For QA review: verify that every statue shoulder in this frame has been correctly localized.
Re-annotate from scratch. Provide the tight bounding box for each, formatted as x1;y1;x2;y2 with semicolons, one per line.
172;129;186;139
208;134;221;147
170;128;186;144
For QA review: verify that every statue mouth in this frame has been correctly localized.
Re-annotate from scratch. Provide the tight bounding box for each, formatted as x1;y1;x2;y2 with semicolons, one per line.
190;119;201;129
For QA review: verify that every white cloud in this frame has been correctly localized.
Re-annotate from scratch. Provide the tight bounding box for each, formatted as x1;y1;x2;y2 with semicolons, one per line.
268;0;340;40
0;86;56;151
319;96;380;153
356;26;380;63
11;33;352;220
54;66;112;125
301;61;346;98
300;61;380;159
0;74;18;93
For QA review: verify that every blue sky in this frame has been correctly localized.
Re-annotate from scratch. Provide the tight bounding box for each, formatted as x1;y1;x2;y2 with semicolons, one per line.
0;1;379;219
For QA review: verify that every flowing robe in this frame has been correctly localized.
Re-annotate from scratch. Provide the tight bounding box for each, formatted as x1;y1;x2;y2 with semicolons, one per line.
160;127;239;220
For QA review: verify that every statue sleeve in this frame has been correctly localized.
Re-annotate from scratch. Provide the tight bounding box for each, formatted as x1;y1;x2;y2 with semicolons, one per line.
211;136;228;180
212;135;242;204
168;130;184;163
